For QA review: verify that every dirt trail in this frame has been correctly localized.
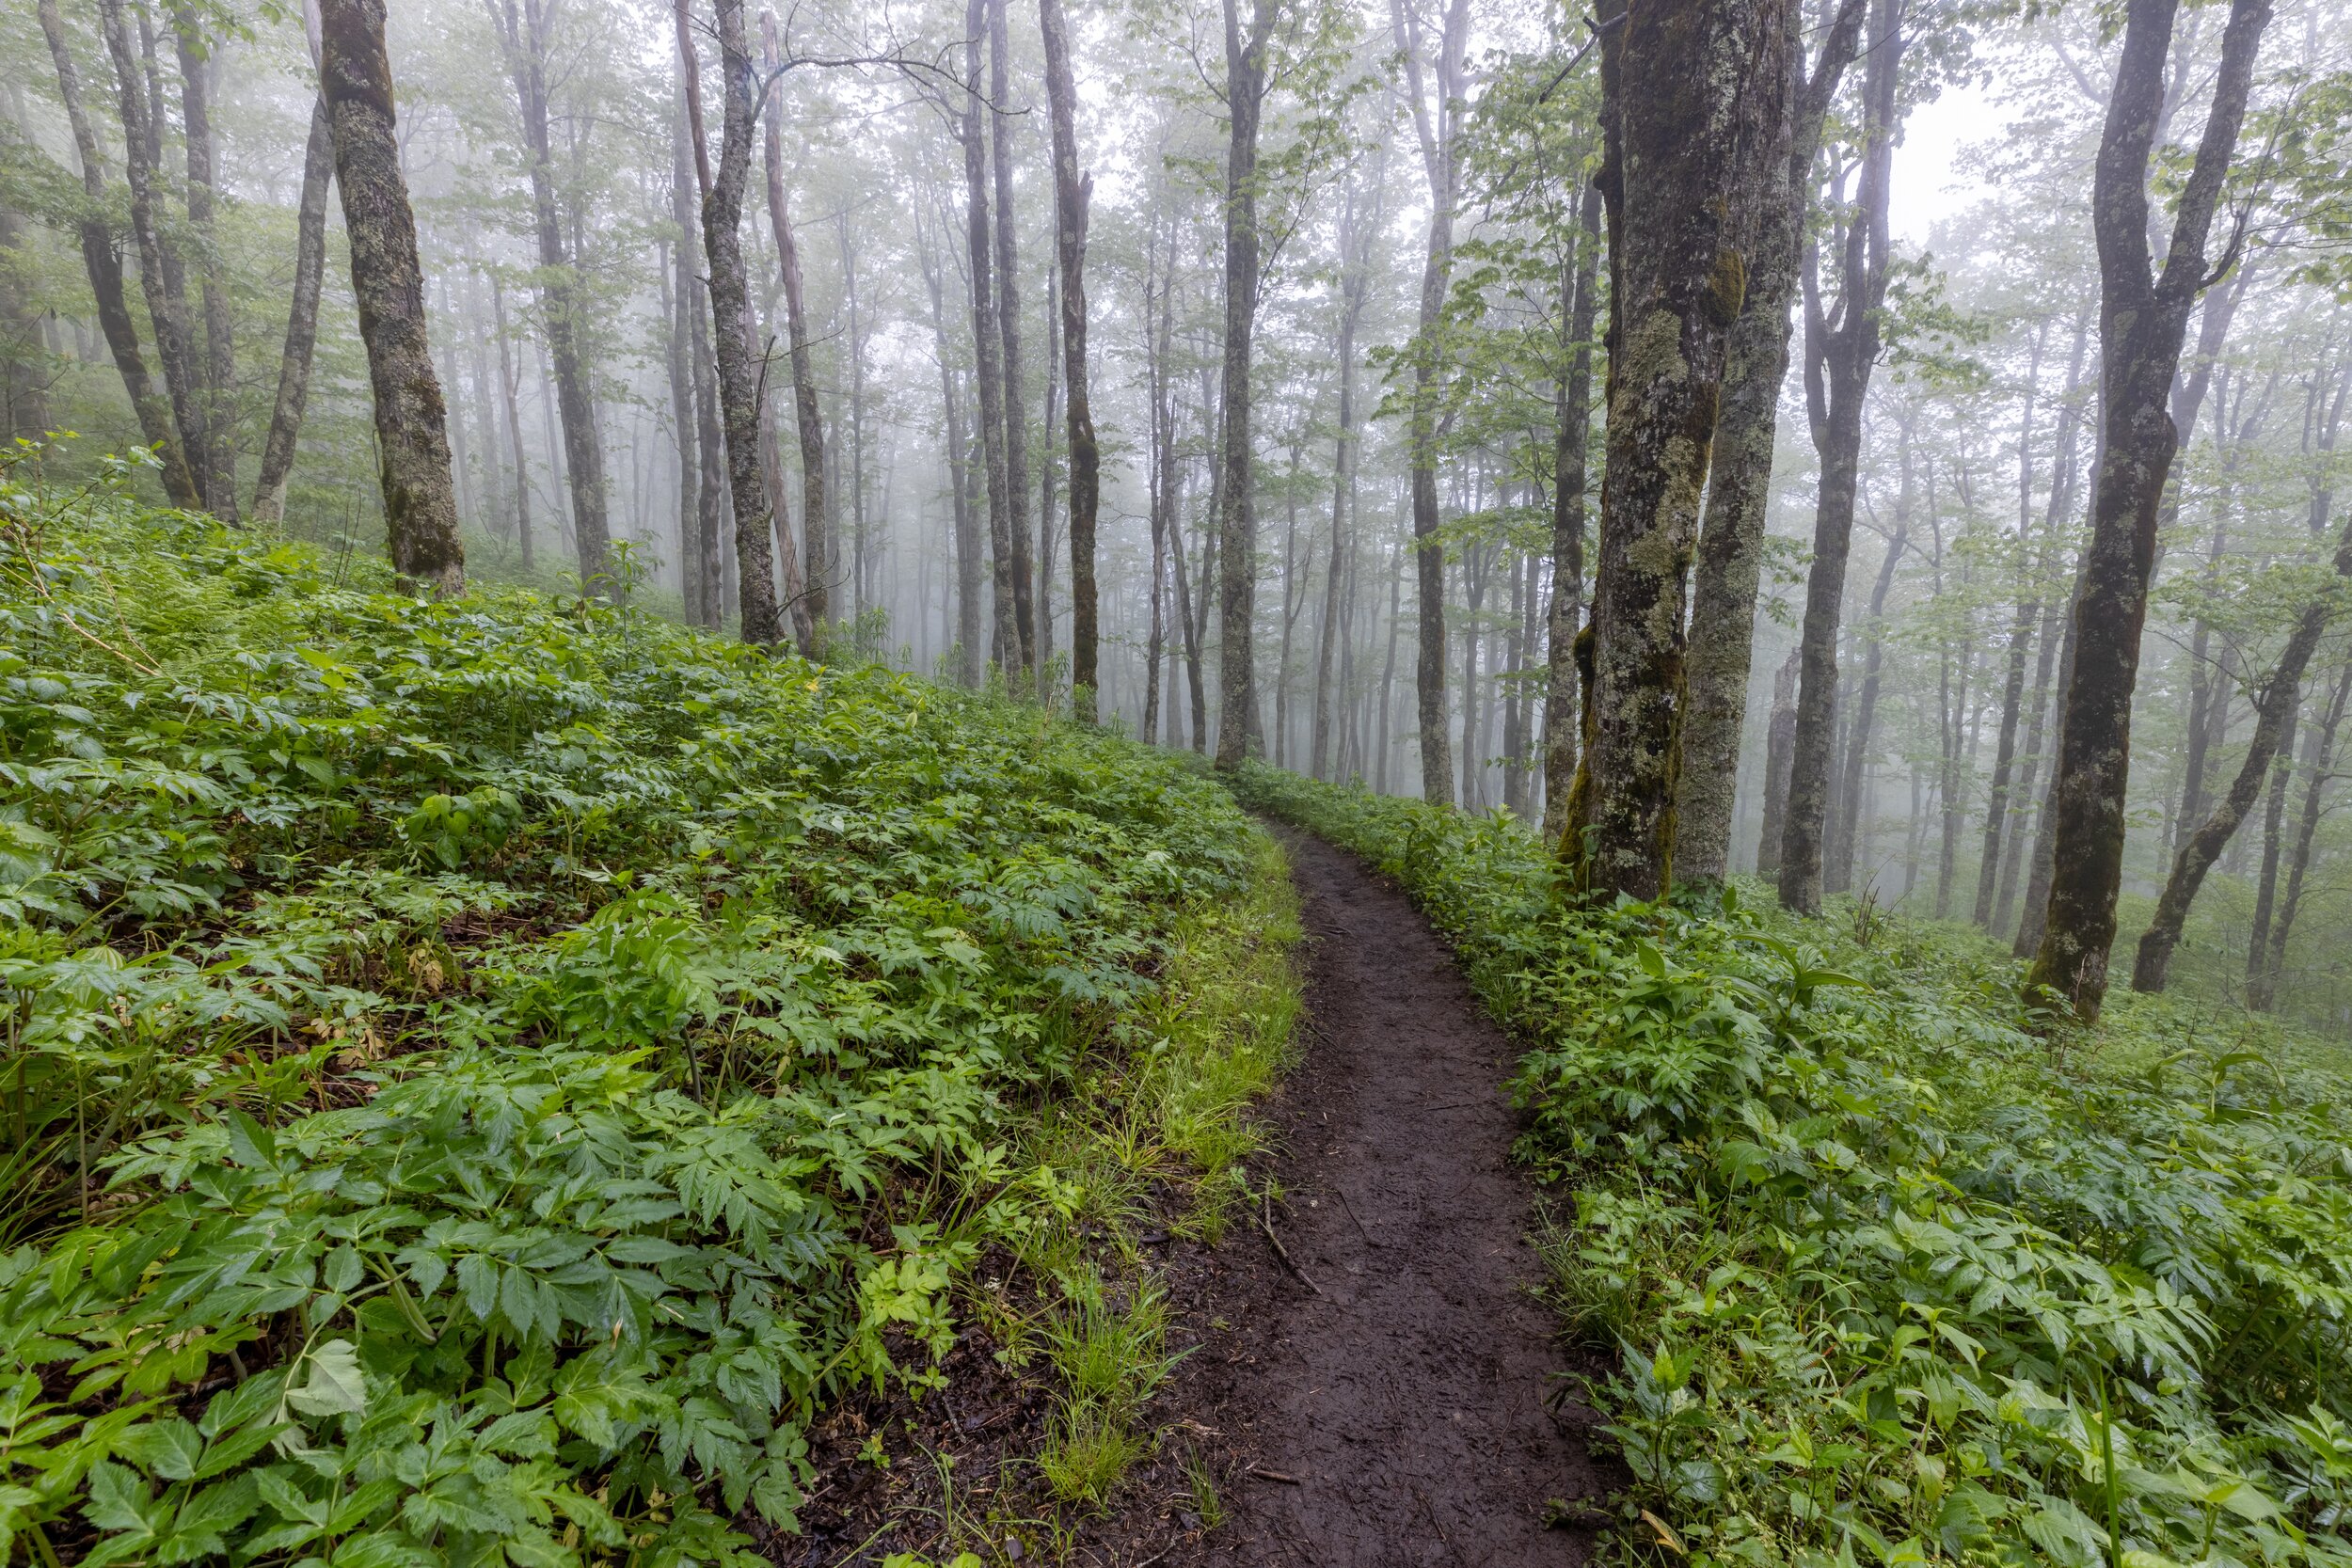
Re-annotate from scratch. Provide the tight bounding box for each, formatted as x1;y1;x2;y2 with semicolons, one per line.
1152;826;1609;1566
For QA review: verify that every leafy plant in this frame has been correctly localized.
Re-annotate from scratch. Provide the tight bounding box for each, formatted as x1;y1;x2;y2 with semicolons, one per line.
1236;761;2352;1568
0;460;1264;1564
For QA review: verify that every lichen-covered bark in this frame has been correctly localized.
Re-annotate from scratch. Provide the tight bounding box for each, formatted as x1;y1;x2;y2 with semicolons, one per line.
689;0;787;645
1675;0;1865;884
37;0;198;508
2026;0;2272;1022
1540;182;1602;846
1572;0;1791;900
318;0;464;594
1041;0;1099;721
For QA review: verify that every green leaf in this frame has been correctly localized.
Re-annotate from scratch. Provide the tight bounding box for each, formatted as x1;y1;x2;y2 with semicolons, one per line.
284;1340;367;1420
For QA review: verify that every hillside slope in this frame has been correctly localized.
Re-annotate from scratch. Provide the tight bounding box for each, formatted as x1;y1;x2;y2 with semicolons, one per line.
0;457;1274;1565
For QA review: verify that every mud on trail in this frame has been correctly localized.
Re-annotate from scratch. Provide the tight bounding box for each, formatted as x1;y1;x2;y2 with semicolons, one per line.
1115;825;1612;1567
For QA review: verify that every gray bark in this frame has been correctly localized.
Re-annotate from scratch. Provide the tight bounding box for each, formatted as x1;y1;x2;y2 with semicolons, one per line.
319;0;464;593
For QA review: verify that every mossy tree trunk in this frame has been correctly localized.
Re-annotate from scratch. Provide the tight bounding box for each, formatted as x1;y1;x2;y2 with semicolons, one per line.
1674;0;1866;884
684;0;788;646
318;0;464;594
1540;181;1601;846
1570;0;1791;900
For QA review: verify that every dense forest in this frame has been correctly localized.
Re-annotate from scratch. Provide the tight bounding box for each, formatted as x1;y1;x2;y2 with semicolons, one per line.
3;0;2351;1560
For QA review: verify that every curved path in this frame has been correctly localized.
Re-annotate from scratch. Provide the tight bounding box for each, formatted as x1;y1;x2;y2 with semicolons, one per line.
1164;826;1609;1566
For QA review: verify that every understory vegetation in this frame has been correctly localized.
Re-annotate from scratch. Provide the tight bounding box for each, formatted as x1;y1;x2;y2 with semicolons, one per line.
1236;765;2352;1568
0;454;1291;1567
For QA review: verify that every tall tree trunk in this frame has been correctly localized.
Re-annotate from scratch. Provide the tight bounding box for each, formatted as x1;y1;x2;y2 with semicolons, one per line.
1171;482;1207;752
99;0;209;504
1143;212;1175;740
172;4;238;519
1040;0;1098;719
37;0;199;507
836;214;870;617
0;205;51;443
758;10;829;647
989;0;1037;674
919;210;983;683
1573;0;1793;899
492;0;611;587
317;0;463;594
1317;170;1374;780
960;0;1020;680
1213;0;1279;766
2028;0;2273;1021
667;87;704;625
1458;545;1486;804
2243;705;2296;999
1777;0;1905;914
2257;654;2351;1010
1935;550;1975;921
1972;329;2053;926
1542;180;1601;844
1676;0;1867;881
2015;545;2088;956
254;88;334;524
1755;647;1801;879
2131;473;2352;992
682;0;789;645
1990;317;2090;932
1392;0;1471;800
1828;514;1907;895
2173;511;2230;849
490;273;535;572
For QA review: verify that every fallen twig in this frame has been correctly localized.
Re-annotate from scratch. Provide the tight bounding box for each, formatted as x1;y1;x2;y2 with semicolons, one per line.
1258;1193;1325;1297
1334;1185;1376;1248
1247;1466;1303;1485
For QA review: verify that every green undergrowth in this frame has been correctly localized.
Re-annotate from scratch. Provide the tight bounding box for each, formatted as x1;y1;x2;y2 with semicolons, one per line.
1233;764;2352;1568
0;446;1288;1568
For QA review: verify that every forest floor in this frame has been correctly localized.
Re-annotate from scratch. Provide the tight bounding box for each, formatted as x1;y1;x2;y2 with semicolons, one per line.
1102;824;1612;1567
781;824;1610;1568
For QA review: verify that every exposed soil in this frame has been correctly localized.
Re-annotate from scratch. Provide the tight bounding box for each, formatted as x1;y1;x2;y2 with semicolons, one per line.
1115;824;1613;1567
774;825;1613;1567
